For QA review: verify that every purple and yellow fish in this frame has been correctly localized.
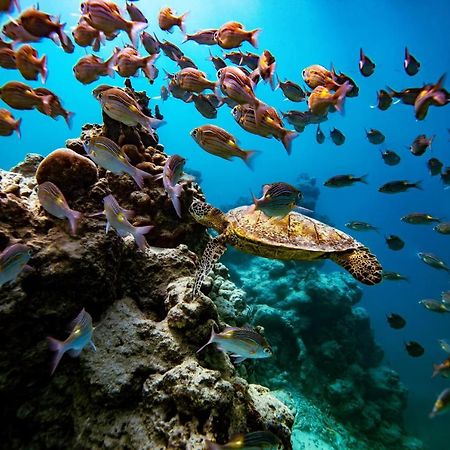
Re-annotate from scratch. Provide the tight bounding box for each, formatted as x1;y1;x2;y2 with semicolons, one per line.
38;181;83;235
155;154;185;218
103;194;153;250
84;135;152;189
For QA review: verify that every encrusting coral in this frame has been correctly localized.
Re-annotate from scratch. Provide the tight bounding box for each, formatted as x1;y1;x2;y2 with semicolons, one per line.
0;83;294;449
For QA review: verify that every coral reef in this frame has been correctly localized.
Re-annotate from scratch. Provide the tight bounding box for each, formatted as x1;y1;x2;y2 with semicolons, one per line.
220;256;425;450
0;84;294;449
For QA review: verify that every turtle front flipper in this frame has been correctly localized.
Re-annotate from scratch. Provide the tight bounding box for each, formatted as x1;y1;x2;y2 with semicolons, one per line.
330;248;382;285
193;235;227;299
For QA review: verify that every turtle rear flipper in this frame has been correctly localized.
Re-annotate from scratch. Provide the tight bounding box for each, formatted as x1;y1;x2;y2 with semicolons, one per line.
193;235;227;299
330;248;382;285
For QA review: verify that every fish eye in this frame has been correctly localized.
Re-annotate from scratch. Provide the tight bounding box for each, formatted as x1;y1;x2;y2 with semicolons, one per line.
263;347;272;354
217;69;222;78
191;129;198;137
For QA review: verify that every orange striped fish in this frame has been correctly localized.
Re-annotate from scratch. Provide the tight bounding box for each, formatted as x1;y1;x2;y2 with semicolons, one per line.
190;124;257;169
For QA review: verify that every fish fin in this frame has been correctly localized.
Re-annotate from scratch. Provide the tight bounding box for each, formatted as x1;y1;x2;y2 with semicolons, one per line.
275;74;281;91
127;20;148;48
248;28;261;48
178;11;189;34
205;441;221;450
90;340;97;351
64;111;75;129
294;205;314;215
40;95;53;116
67;348;82;357
358;174;368;184
153;173;164;181
47;337;65;375
105;51;118;78
242;150;259;171
170;184;183;218
132;167;154;189
334;81;352;114
133;225;153;250
39;55;48;83
231;355;246;364
146;116;166;130
92;38;101;52
281;130;298;155
67;209;82;235
254;101;268;123
197;326;217;353
105;220;111;234
432;364;440;378
14;118;22;138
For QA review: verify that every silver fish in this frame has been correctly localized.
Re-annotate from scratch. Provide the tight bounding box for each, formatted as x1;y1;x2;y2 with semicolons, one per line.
47;308;95;375
155;154;185;218
0;243;31;287
97;87;165;133
103;194;152;250
84;136;152;189
197;326;272;363
37;181;83;235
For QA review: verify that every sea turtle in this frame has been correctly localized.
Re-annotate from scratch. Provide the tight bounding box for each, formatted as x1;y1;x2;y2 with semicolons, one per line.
189;199;382;298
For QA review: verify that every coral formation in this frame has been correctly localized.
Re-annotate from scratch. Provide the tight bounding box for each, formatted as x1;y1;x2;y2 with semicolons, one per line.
0;84;293;449
220;256;425;449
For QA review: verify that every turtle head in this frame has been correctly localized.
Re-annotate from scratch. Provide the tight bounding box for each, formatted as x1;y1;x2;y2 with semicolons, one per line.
189;198;228;233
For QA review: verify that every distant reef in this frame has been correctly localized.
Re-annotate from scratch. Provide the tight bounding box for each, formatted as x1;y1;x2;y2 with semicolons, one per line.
0;83;422;450
221;252;425;450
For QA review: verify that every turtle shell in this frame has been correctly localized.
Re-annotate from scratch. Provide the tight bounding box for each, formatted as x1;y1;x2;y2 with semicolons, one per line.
226;206;361;254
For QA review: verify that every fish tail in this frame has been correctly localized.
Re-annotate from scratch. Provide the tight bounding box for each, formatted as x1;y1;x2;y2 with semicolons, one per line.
334;81;352;114
47;337;65;375
133;225;153;250
14;117;22;138
413;180;423;190
105;50;118;78
205;441;221;450
64;111;75;129
281;129;298;155
197;326;216;353
178;12;189;34
143;54;158;79
67;209;82;235
39;54;48;83
275;74;281;91
242;150;258;171
269;64;277;91
432;364;440;378
170;184;183;218
358;174;368;184
127;20;148;48
248;28;261;48
132;167;154;189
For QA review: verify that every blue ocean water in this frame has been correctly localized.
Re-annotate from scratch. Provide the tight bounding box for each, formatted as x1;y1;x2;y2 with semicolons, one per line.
0;0;449;448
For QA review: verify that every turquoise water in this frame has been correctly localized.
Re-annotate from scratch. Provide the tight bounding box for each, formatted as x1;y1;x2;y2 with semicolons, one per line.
1;1;449;448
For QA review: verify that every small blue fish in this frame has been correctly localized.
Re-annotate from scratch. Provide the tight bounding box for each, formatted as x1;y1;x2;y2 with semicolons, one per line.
252;182;307;218
47;308;96;375
37;181;82;235
0;243;32;287
103;194;153;250
197;326;272;363
84;136;152;189
155;154;185;218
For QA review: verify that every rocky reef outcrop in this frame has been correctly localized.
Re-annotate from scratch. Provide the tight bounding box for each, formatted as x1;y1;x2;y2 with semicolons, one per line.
220;255;425;450
0;84;294;449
